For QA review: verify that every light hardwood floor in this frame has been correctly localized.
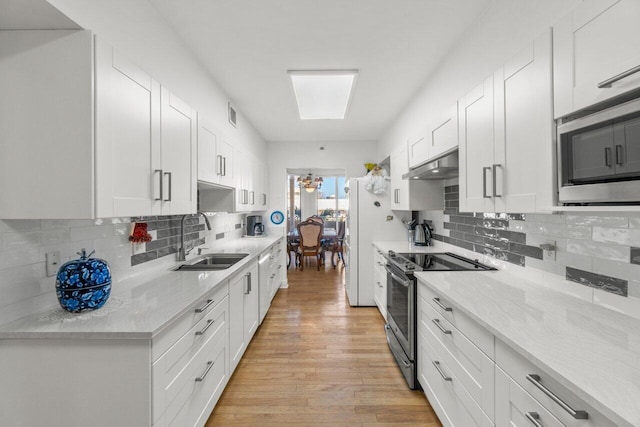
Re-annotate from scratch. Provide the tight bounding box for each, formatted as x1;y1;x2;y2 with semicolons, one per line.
206;258;443;426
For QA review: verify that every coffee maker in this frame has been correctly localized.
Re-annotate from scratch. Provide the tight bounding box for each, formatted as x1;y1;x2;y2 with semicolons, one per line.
246;215;265;236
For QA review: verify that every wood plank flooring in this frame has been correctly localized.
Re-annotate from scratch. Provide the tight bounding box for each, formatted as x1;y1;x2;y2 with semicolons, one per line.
206;260;443;426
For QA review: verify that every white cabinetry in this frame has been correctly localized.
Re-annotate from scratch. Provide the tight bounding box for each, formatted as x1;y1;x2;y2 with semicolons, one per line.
495;339;615;427
233;148;254;212
229;261;259;373
417;281;495;427
0;30;196;219
390;146;443;211
0;283;229;427
554;0;640;118
258;237;284;324
197;115;233;188
373;246;387;321
408;103;459;169
459;30;554;213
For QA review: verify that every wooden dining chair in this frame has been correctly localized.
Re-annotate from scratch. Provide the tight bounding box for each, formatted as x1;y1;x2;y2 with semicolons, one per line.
324;221;345;268
307;215;324;224
296;220;324;271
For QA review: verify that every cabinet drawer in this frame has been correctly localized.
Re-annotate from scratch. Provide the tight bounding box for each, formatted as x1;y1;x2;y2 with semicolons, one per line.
496;366;563;427
418;328;494;427
153;295;228;424
418;293;495;420
153;282;228;361
495;339;615;427
418;281;494;359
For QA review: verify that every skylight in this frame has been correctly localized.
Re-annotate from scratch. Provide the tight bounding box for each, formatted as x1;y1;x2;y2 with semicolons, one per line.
288;70;358;120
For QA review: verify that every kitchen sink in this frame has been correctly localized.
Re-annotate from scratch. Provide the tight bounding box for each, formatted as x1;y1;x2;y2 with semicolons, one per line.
174;253;248;271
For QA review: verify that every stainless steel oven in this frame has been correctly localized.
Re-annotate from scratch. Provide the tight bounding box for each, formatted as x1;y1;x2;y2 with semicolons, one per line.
384;251;496;390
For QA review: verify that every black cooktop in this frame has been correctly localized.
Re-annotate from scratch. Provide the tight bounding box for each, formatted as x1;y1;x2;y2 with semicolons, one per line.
388;251;496;273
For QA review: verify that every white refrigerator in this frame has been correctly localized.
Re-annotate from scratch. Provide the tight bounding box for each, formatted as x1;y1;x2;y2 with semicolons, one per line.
344;177;407;306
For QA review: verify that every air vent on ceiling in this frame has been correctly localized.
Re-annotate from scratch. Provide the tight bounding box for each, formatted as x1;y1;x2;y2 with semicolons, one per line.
228;102;237;127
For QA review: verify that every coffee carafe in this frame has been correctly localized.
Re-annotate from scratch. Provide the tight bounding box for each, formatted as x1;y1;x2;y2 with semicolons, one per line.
247;215;263;236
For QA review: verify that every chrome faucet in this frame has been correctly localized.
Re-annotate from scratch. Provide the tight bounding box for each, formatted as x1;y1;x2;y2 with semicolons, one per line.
177;212;212;261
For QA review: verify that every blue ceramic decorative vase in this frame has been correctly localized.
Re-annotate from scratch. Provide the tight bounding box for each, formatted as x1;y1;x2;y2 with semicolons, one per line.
56;249;112;313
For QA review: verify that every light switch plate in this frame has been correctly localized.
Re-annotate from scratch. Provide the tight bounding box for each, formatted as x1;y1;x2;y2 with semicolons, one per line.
46;251;61;277
541;240;556;261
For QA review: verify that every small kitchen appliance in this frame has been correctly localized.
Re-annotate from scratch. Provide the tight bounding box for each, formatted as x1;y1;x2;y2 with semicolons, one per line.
413;221;432;246
384;251;495;389
246;215;264;236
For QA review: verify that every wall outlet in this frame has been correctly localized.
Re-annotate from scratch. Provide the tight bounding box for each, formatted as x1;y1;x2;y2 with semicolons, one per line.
540;240;556;261
46;251;61;277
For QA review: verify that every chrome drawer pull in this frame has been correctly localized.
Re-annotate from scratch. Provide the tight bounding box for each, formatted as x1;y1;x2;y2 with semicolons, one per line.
195;361;214;382
492;164;501;197
432;361;452;381
433;297;453;312
195;319;215;336
525;412;543;427
526;374;588;419
482;166;492;198
598;64;640;88
195;298;215;313
432;318;452;335
154;169;163;201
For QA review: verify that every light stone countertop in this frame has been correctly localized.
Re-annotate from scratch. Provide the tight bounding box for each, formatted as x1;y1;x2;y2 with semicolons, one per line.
414;268;640;427
373;240;456;255
0;235;282;340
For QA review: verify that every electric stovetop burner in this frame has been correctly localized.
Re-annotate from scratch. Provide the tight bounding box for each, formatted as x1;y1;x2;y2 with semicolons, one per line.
388;251;496;273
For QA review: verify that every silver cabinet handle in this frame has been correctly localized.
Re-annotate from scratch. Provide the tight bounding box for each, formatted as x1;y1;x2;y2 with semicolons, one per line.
154;169;163;201
525;412;543;427
216;155;223;176
604;147;612;167
432;318;452;335
195;319;215;336
615;145;623;165
245;272;252;294
433;297;453;312
598;64;640;88
376;281;383;287
277;264;282;269
377;261;384;266
492;164;501;197
195;298;215;313
432;361;452;381
222;156;227;176
482;166;491;198
526;374;588;419
195;361;214;382
164;172;172;201
270;274;276;279
249;191;255;205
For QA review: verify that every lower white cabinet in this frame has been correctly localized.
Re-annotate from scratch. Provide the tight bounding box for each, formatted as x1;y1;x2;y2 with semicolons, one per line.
373;246;387;320
258;238;284;324
416;279;617;427
229;261;259;373
0;282;230;427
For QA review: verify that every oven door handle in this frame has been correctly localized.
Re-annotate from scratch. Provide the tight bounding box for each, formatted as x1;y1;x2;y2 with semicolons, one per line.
385;265;411;287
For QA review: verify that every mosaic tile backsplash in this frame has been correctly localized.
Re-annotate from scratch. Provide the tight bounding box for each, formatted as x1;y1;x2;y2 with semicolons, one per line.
423;185;640;300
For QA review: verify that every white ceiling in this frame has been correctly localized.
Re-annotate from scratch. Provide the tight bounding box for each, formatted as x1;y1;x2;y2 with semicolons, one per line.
149;0;491;143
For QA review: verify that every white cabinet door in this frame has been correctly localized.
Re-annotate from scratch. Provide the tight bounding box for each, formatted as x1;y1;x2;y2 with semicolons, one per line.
229;271;245;373
554;0;640;118
390;146;407;210
197;115;219;185
493;30;555;213
95;39;161;218
160;88;197;215
217;137;234;188
243;262;260;341
459;76;495;213
234;148;251;212
408;133;430;169
429;102;459;161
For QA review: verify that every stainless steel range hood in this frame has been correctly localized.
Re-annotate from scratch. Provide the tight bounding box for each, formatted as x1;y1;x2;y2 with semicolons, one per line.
402;151;458;180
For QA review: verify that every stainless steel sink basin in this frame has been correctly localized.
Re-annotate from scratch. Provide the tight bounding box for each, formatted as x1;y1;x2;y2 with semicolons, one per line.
174;253;248;271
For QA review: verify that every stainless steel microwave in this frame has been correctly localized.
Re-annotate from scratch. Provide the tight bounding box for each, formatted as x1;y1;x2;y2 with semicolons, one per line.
558;98;640;205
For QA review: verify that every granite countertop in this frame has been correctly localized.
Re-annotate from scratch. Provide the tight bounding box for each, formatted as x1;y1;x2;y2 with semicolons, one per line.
414;268;640;427
0;235;282;340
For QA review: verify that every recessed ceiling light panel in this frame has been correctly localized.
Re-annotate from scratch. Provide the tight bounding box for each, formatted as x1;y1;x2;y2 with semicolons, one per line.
288;70;358;120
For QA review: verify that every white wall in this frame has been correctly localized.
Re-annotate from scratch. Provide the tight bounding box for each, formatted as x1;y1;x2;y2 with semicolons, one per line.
47;0;266;157
266;140;378;232
378;0;580;158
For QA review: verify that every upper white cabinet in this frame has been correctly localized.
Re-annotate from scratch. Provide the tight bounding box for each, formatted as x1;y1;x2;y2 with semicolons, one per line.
554;0;640;118
197;116;234;188
408;103;459;170
460;30;555;213
0;30;196;218
390;146;444;211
